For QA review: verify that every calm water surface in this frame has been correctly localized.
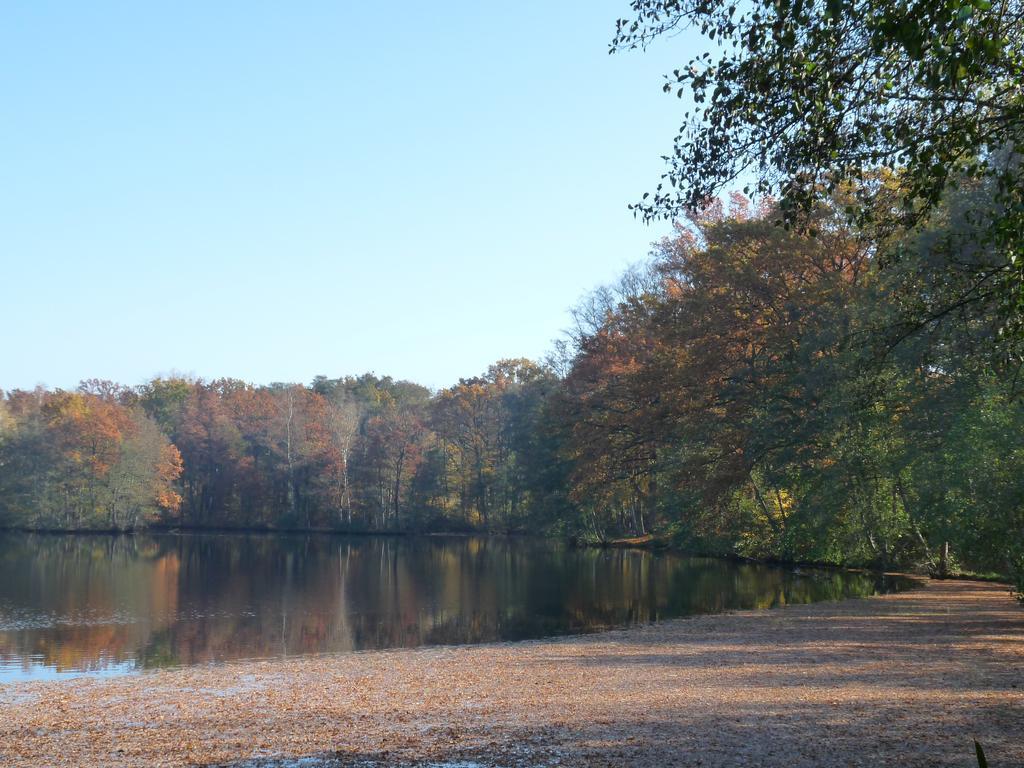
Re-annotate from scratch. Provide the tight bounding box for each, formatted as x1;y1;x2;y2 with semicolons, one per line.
0;532;912;682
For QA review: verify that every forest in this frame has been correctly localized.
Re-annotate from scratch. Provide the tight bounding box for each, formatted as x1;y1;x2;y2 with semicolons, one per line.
2;186;1022;588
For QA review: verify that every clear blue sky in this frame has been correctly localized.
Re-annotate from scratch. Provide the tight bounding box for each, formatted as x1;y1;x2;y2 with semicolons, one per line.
1;1;700;391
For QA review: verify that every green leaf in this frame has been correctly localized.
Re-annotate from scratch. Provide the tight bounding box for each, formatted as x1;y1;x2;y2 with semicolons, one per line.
975;741;988;768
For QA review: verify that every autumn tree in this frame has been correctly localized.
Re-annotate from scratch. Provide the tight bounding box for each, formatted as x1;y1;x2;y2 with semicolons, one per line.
430;360;559;529
324;393;361;524
0;389;181;529
561;198;883;553
360;405;428;528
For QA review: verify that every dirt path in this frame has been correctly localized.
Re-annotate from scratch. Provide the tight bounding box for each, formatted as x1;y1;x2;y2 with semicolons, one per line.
1;579;1021;767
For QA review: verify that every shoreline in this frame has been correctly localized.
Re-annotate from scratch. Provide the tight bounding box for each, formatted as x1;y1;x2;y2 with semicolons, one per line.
2;579;1021;767
2;527;959;584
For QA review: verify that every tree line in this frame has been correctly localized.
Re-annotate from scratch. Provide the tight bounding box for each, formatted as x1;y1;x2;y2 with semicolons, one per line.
0;362;564;534
591;0;1022;587
1;188;1021;586
558;191;1023;583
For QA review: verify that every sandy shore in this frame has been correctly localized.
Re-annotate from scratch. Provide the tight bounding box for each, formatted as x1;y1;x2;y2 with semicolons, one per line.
2;579;1021;767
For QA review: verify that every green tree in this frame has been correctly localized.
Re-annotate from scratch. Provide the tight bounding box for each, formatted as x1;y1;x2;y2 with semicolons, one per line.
613;0;1024;337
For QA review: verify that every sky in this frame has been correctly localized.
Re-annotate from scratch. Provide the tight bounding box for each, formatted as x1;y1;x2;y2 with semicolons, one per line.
1;1;702;392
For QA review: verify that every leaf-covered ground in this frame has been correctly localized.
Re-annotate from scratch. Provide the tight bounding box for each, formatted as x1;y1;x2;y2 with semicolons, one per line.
2;580;1021;767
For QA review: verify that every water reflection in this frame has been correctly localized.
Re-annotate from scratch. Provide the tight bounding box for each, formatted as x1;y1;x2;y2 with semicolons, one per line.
0;533;912;682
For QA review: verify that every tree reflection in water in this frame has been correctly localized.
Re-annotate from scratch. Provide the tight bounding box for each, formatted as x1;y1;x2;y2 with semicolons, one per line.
0;533;913;681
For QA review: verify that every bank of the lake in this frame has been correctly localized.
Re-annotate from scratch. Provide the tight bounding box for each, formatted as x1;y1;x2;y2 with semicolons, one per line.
2;579;1020;768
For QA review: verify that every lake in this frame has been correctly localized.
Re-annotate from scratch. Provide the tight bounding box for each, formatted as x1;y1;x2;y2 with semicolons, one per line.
0;532;912;682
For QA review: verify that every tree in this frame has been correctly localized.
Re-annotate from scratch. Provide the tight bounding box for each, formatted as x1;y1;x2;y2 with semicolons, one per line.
173;382;246;524
0;390;181;529
429;360;558;529
0;395;12;439
612;0;1024;340
101;411;183;529
361;405;428;528
324;392;362;525
265;384;336;527
138;377;194;436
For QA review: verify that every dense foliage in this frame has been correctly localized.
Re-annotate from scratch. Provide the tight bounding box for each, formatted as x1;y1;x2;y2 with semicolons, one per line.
0;363;563;533
612;0;1024;343
558;195;1023;582
594;0;1023;589
0;389;182;530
